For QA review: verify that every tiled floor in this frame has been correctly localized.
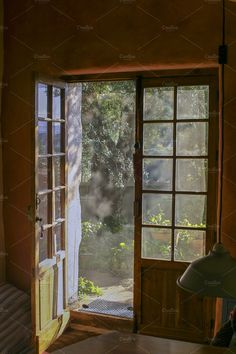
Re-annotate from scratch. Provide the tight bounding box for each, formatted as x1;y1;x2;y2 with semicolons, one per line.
47;326;100;352
50;332;228;354
0;282;32;353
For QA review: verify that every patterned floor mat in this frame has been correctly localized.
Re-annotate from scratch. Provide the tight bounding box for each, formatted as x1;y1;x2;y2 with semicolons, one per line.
79;299;133;318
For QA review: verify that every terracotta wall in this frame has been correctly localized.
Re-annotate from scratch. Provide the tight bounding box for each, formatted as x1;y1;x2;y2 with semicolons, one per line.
2;0;236;291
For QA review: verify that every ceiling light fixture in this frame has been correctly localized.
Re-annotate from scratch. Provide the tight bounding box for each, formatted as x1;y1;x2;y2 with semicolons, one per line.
177;0;236;299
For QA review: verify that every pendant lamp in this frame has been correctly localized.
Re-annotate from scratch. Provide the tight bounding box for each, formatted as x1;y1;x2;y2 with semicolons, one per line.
177;0;236;299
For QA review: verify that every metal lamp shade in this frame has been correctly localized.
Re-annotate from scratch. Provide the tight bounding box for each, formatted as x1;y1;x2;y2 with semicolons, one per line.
177;243;236;299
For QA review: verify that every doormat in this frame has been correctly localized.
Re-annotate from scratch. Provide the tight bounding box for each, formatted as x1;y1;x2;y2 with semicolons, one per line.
79;299;133;319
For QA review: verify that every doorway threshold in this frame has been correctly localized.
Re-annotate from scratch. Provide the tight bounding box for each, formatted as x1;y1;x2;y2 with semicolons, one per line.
71;310;134;333
78;299;133;319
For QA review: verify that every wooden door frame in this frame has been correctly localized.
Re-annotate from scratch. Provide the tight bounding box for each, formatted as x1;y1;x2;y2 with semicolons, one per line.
37;68;219;338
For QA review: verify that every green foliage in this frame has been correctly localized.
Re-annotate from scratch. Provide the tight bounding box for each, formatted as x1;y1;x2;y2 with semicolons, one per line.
78;276;103;300
103;214;124;234
180;218;205;228
142;238;171;260
82;221;103;240
81;81;135;189
79;83;208;276
111;241;134;275
142;211;206;261
79;81;135;277
79;221;134;277
147;210;171;226
80;213;205;277
174;228;204;261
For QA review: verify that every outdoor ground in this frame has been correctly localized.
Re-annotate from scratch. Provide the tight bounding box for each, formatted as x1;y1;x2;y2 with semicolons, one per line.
75;270;133;318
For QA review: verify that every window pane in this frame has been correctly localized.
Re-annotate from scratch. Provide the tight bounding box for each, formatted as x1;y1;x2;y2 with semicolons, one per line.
143;123;173;156
177;86;209;120
38;83;48;118
38;121;48;155
143;158;173;191
39;229;49;263
144;87;174;120
54;157;64;187
142;227;171;260
38;157;50;191
175;194;207;227
176;159;208;192
38;193;49;225
53;123;63;153
53;223;63;252
53;87;61;119
174;229;205;262
55;190;64;220
142;193;172;226
176;122;208;156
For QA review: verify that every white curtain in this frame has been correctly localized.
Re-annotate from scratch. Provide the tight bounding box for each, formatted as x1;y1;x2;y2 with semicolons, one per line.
67;83;82;302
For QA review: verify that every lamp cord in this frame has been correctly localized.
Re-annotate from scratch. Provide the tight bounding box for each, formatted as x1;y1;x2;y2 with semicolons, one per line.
223;0;226;46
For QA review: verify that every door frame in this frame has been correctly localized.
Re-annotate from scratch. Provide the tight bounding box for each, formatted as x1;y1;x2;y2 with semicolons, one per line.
31;68;219;344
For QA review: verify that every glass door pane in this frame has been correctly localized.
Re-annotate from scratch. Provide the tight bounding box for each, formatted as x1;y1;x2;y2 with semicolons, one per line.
37;83;48;118
141;84;209;263
143;123;173;156
53;87;61;119
143;87;174;120
39;229;49;263
142;228;172;260
143;158;173;191
36;82;66;264
177;86;209;120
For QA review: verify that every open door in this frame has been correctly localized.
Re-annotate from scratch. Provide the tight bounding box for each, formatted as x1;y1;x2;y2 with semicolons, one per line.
33;75;70;353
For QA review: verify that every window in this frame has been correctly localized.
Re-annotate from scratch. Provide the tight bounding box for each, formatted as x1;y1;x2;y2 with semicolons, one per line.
140;80;217;262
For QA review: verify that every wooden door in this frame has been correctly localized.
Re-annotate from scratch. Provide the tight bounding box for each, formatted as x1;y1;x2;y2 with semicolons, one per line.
134;74;219;343
33;76;69;353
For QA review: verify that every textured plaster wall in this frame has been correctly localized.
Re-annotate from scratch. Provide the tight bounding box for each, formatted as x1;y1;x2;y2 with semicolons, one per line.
1;0;236;292
0;0;6;283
